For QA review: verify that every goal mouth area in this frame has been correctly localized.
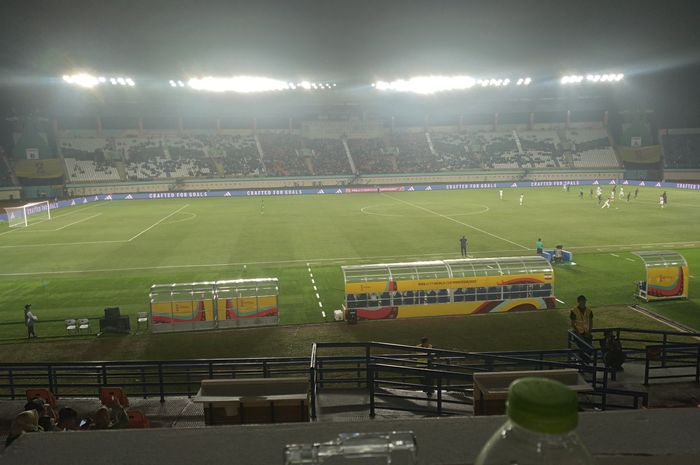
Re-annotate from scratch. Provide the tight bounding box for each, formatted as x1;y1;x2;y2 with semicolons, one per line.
4;200;51;228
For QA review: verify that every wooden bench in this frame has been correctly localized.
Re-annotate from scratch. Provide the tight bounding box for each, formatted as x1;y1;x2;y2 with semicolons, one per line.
193;377;309;425
473;369;591;416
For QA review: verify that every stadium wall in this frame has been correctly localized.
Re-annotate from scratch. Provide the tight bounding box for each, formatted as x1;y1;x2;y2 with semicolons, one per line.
64;170;623;196
0;187;21;200
664;169;700;182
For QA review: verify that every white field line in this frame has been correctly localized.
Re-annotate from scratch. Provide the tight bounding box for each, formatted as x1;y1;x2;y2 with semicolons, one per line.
625;257;635;262
54;213;103;231
127;204;189;242
0;240;126;250
627;305;700;339
555;298;566;304
382;193;529;250
3;239;700;276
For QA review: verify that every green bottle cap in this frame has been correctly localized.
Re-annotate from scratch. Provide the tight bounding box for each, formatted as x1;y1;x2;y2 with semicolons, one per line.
506;377;579;434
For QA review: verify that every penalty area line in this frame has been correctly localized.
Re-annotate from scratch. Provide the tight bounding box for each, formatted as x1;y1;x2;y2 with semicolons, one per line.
127;204;190;242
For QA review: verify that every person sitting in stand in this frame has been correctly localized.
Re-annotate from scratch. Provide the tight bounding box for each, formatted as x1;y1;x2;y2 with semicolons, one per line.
600;332;626;372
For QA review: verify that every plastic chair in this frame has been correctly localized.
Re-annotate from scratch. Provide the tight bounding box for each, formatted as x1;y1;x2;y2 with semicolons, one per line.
26;388;59;410
65;319;77;335
136;312;149;330
127;409;151;428
77;318;90;334
99;386;130;408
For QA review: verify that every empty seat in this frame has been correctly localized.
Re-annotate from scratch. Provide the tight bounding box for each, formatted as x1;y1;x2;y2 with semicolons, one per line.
77;318;91;334
136;312;149;329
65;319;77;335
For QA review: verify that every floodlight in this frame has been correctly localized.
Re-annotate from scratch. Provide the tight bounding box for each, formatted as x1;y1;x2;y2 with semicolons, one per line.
524;77;531;85
503;78;510;85
177;80;185;87
289;83;297;89
311;83;318;89
300;81;312;90
126;78;135;87
333;83;336;87
616;73;624;81
373;75;477;94
592;75;601;82
600;74;608;82
98;76;107;83
188;76;291;93
561;76;569;84
116;77;126;85
480;79;489;87
110;78;117;85
516;78;523;85
65;73;100;88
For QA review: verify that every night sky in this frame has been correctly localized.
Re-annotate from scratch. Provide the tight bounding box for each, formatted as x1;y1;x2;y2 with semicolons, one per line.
1;0;699;80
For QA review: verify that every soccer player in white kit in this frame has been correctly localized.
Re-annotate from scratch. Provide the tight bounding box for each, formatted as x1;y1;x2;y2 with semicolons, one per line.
519;194;524;206
499;189;503;200
602;198;611;208
659;194;664;208
619;187;624;199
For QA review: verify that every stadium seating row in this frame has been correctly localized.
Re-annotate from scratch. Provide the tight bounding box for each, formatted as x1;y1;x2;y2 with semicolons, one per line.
55;126;622;182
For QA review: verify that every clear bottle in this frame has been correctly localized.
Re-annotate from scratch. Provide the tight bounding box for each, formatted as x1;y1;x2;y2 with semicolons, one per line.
475;377;596;465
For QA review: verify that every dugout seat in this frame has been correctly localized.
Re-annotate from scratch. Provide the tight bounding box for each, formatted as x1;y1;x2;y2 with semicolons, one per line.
136;312;149;330
77;318;91;334
65;319;77;335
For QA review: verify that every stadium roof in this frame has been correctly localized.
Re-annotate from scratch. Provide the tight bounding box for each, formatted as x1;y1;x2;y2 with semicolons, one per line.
1;0;699;81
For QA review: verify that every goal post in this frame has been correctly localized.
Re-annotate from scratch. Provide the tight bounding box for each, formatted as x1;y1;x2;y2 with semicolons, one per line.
5;201;51;227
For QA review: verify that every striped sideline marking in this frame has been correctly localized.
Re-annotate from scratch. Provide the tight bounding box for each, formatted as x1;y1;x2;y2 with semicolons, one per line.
307;263;325;318
128;204;189;242
1;239;699;276
628;305;700;339
382;193;529;250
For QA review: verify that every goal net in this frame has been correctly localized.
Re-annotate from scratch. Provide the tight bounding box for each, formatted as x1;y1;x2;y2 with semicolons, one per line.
5;201;51;228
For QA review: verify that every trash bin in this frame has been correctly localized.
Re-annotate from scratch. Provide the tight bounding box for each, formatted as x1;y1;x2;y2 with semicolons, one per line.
346;308;358;324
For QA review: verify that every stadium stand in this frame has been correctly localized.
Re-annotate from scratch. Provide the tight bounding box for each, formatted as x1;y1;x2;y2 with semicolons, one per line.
0;151;13;186
258;132;309;176
478;130;519;169
566;126;619;168
347;138;395;174
392;131;436;173
64;158;121;182
53;123;624;181
661;131;700;168
431;131;482;170
208;134;262;176
517;129;563;168
303;138;352;175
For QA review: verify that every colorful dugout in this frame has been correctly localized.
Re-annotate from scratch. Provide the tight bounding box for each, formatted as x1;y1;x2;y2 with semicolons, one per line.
149;278;279;333
342;256;556;320
632;251;689;302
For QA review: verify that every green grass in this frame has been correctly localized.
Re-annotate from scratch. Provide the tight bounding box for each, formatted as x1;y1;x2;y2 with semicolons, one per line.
0;186;699;360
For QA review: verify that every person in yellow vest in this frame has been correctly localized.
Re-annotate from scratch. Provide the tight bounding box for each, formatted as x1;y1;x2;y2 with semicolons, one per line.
416;337;435;398
570;295;593;342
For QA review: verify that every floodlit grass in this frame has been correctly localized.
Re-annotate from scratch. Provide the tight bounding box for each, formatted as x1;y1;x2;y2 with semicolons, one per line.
0;186;699;360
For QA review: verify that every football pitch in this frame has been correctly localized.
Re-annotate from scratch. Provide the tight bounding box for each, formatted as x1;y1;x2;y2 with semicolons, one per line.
1;186;700;340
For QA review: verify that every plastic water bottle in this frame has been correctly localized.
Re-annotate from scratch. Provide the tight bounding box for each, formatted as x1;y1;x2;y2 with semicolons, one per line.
475;377;596;465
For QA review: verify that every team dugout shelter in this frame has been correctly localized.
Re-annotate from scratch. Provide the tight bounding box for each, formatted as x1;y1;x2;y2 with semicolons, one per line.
149;278;279;333
632;251;689;302
342;256;555;320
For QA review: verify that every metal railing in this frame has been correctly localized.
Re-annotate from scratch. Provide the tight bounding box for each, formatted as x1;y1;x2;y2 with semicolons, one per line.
587;327;700;385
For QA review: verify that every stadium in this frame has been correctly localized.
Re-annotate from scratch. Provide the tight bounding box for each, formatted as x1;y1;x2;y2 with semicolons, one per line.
1;1;700;463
